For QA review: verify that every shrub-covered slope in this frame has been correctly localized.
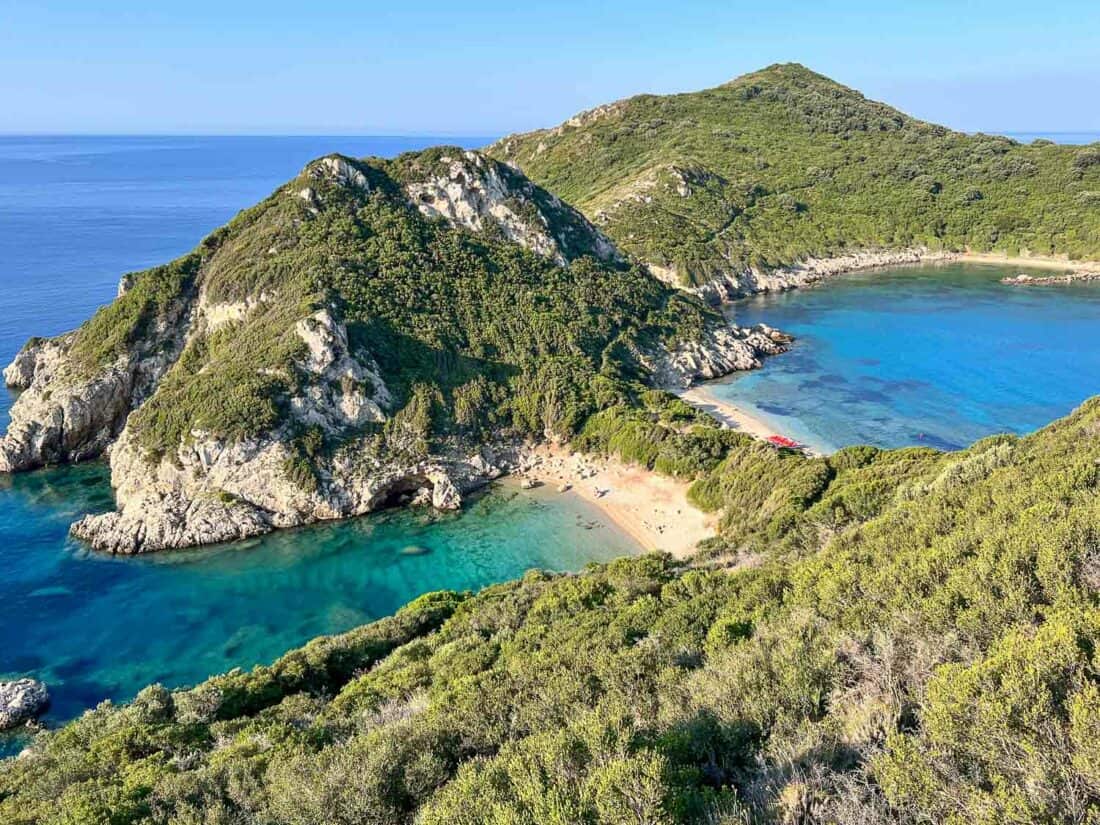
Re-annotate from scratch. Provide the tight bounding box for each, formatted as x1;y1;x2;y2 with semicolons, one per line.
490;63;1100;289
0;148;785;552
5;394;1099;823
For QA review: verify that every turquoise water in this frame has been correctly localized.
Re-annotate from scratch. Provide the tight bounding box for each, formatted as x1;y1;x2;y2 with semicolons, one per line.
716;263;1100;453
0;465;635;753
0;136;645;754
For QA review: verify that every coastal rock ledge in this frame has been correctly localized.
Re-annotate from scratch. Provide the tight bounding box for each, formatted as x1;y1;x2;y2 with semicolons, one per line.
0;679;49;730
657;247;961;305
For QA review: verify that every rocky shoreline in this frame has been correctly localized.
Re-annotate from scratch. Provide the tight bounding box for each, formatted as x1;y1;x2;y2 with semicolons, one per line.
1001;270;1100;286
0;679;48;731
1;302;787;554
655;247;962;305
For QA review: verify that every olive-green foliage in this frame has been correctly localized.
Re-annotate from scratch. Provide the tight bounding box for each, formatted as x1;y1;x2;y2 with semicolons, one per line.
68;254;202;376
9;398;1100;823
76;149;718;458
491;63;1100;280
574;390;739;479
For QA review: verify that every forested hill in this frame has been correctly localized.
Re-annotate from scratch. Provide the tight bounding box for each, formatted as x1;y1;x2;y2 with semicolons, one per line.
1;146;778;553
490;63;1100;287
5;391;1100;822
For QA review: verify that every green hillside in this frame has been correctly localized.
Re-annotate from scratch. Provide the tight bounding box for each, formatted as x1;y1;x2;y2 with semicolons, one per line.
491;63;1100;285
11;146;726;489
5;392;1099;823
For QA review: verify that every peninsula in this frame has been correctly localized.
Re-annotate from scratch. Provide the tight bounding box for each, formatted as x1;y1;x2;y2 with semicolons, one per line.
0;149;786;553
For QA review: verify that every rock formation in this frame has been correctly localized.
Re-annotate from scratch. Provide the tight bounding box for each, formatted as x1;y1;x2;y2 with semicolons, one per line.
655;248;961;305
0;679;49;730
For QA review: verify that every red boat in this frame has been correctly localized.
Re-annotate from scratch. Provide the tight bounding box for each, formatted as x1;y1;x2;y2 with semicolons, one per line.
766;435;801;449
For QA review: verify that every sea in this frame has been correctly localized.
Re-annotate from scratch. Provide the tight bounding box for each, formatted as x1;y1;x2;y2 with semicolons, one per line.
717;262;1100;454
1;133;1099;750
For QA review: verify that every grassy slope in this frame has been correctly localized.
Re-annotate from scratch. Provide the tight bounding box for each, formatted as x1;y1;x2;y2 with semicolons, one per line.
5;393;1099;823
490;63;1100;284
62;149;720;465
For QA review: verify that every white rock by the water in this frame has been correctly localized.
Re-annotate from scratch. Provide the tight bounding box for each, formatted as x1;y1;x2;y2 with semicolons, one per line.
649;247;960;305
0;679;49;730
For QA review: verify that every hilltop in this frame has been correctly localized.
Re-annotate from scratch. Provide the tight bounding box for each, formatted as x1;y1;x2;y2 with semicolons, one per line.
0;147;785;552
491;63;1100;297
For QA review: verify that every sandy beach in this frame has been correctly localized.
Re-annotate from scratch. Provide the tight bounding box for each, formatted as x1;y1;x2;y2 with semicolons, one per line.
677;385;775;441
959;251;1100;273
515;444;716;558
677;384;825;457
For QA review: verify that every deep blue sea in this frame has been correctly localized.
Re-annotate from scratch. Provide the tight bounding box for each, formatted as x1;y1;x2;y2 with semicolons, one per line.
0;136;642;753
716;263;1100;453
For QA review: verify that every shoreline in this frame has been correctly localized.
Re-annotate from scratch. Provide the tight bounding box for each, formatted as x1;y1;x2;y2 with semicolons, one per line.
677;384;826;457
673;248;1100;453
688;247;1099;306
958;251;1100;273
514;444;715;559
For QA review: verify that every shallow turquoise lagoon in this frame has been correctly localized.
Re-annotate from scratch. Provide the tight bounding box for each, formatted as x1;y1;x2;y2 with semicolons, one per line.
0;465;636;752
715;263;1100;453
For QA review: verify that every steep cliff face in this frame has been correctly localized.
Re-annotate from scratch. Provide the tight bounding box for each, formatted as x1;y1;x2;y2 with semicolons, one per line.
3;147;785;553
395;148;622;266
0;260;198;471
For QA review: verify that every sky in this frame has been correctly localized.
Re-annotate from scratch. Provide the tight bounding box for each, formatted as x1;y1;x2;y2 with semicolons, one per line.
2;0;1099;136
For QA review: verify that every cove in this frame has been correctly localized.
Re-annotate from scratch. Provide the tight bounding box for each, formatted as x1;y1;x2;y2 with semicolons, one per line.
0;136;636;755
0;463;637;753
713;262;1100;453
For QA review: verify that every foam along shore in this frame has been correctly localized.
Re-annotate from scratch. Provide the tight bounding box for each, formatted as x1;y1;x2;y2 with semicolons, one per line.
513;444;716;559
677;384;825;457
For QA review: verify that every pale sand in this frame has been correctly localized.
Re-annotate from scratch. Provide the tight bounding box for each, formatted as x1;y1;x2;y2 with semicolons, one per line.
516;444;716;558
677;384;824;457
959;251;1100;273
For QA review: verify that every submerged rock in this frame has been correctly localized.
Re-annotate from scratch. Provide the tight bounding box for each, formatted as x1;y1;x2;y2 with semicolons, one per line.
0;679;49;730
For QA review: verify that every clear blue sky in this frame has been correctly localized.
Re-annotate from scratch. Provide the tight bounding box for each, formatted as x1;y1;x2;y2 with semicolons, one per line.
3;0;1098;135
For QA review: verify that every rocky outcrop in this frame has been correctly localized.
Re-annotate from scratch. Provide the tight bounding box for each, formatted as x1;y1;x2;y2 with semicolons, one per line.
291;309;390;432
0;268;197;472
650;248;961;304
0;356;135;472
0;679;49;730
65;302;514;553
404;151;621;265
70;431;513;553
649;323;792;389
1001;270;1100;286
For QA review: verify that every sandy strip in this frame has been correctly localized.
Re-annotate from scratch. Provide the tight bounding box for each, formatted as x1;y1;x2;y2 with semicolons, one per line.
959;252;1100;273
516;444;715;558
677;384;825;457
677;385;775;441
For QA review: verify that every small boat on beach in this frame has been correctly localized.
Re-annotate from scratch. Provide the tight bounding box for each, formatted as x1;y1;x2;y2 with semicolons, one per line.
766;434;803;450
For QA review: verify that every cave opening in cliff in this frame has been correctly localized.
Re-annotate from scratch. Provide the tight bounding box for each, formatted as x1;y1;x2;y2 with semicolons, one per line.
369;474;434;510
